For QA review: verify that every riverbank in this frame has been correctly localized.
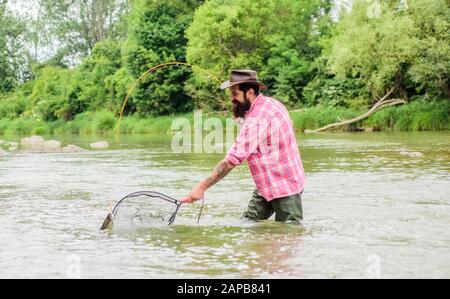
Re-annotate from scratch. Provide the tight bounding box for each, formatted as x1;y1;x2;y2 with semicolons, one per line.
0;101;448;136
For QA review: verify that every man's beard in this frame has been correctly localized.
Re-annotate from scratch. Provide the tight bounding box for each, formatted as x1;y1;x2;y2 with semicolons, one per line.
232;97;251;119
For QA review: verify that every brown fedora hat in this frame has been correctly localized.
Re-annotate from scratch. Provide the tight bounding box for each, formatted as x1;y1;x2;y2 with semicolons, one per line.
220;70;267;90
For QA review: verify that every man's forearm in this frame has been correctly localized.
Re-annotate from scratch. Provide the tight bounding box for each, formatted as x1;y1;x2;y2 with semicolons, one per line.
198;159;235;190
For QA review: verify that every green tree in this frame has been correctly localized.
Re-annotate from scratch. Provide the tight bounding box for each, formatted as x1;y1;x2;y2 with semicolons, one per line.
74;39;123;113
303;64;371;108
0;0;28;93
406;0;450;99
25;39;127;121
186;0;332;109
324;0;449;101
28;65;76;121
38;0;130;65
124;0;202;116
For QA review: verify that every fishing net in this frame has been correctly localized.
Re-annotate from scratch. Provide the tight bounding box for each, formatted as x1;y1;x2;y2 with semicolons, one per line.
101;191;182;230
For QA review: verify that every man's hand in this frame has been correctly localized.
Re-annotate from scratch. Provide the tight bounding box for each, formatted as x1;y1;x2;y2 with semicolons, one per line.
180;159;235;204
180;183;206;203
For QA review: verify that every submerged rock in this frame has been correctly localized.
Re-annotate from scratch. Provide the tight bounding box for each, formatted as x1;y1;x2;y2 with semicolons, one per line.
400;151;424;158
90;141;109;150
6;142;19;152
18;136;87;153
0;141;18;152
43;140;62;150
20;136;62;152
62;145;88;153
20;136;46;151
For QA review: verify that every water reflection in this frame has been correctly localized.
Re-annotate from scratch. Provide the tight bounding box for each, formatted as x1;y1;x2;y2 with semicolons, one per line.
0;132;449;278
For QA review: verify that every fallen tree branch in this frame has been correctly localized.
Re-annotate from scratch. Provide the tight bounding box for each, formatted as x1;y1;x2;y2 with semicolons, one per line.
372;99;408;113
304;96;407;134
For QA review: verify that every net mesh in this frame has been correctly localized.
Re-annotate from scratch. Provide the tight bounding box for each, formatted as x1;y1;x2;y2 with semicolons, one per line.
111;191;181;228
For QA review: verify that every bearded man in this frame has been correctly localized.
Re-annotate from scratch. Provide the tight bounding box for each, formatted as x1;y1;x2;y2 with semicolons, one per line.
181;70;306;223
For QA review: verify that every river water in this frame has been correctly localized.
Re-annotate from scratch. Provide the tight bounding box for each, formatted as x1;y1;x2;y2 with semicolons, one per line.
0;132;449;278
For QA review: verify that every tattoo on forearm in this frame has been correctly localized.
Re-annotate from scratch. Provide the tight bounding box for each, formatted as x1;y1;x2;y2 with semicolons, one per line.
204;160;233;188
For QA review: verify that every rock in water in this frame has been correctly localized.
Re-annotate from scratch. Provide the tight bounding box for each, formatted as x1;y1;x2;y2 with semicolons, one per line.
0;148;7;155
5;142;19;152
400;151;424;158
90;141;109;150
43;140;62;150
62;145;88;153
19;136;88;153
20;136;62;152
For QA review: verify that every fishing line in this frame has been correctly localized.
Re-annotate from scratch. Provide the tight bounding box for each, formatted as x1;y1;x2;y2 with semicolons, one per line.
108;62;220;229
115;61;223;143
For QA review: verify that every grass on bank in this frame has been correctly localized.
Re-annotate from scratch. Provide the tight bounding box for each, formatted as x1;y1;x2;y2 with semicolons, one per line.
0;100;448;136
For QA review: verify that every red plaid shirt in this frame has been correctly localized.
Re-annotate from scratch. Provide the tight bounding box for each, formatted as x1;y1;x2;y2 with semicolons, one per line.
226;94;305;201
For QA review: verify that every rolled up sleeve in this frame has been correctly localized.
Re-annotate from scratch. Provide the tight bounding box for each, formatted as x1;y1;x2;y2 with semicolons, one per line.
225;119;263;166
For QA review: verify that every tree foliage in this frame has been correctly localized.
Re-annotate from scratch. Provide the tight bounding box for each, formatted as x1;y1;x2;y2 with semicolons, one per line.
38;0;129;65
324;0;449;100
0;0;448;128
186;0;332;109
0;0;29;93
123;0;202;115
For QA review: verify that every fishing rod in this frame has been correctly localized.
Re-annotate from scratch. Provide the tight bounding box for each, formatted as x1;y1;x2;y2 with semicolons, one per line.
104;62;217;230
115;61;223;143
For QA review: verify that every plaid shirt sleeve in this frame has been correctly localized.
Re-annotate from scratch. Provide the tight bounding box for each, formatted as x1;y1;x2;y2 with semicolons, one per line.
224;95;305;201
225;119;264;166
